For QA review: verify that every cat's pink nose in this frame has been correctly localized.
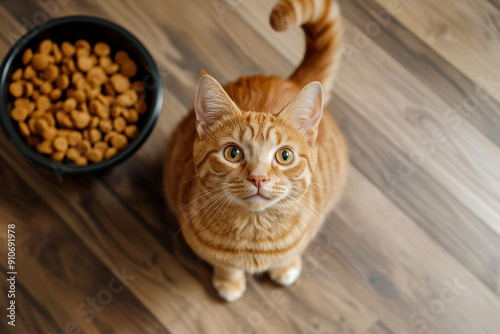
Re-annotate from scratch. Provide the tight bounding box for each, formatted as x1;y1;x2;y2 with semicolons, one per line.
247;175;268;189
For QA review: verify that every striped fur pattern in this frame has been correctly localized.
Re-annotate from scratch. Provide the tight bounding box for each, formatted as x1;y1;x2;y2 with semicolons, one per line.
164;0;348;302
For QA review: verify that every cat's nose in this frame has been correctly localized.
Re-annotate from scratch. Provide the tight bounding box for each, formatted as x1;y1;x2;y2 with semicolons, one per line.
247;175;268;189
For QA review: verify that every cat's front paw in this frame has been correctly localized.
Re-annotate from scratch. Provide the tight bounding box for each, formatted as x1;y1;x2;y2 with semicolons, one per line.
212;267;246;302
269;256;302;286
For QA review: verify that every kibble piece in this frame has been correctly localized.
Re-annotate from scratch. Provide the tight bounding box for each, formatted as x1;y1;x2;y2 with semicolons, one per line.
76;156;88;166
75;39;91;50
135;100;147;114
104;63;119;75
76;47;91;59
125;109;139;124
23;65;36;79
27;102;36;112
60;114;74;128
114;50;129;64
27;136;40;147
116;89;138;107
35;118;50;134
9;81;24;97
67;147;81;161
32;77;44;87
31;109;46;118
44;64;59;82
104;147;118;159
40;81;53;95
36;140;53;154
77;139;92;155
104;130;118;142
51;151;66;162
10;107;29;122
104;81;115;96
99;119;113;133
39;39;52;54
31;54;51;71
89;116;100;128
89;128;102;143
94;141;109;152
42;127;58;140
49;88;62;101
52;43;63;63
56;74;70;89
61;42;76;57
24;82;34;97
111;105;126;118
63;97;77;112
110;133;128;149
42;112;56;127
87;148;104;163
43;113;56;127
87;67;108;87
110;73;130;93
73;89;86;102
53;136;68;151
12;68;23;81
113;117;126;132
93;42;111;56
64;58;77;72
76;56;93;72
35;95;51;110
120;59;138;77
22;48;33;65
67;131;83;146
124;125;139;139
99;56;112;68
70;111;91;129
14;98;30;107
28;118;38;134
95;103;110;119
18;122;30;137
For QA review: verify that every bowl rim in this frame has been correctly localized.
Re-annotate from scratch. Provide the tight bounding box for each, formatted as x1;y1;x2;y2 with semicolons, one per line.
0;15;163;175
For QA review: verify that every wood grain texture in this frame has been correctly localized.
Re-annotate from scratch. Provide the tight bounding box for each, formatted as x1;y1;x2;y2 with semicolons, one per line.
0;0;499;333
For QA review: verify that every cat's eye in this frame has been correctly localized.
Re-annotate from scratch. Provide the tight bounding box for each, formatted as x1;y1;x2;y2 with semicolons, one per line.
223;145;244;162
275;148;294;165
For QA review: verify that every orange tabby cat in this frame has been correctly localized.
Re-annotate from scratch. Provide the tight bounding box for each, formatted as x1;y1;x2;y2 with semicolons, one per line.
164;0;348;302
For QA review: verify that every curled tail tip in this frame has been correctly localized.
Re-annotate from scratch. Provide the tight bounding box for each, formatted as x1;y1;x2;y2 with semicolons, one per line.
270;1;297;31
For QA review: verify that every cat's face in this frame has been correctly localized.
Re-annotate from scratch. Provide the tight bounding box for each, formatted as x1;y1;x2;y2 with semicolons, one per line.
193;74;323;212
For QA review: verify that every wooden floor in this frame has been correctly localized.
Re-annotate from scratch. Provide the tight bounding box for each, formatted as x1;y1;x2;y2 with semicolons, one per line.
1;0;500;333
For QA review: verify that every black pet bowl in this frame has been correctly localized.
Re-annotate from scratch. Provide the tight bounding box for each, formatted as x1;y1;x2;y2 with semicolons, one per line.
0;16;163;175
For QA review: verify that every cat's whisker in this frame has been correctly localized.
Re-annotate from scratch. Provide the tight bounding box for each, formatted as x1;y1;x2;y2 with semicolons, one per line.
204;193;236;228
176;192;228;235
192;192;232;231
311;181;332;189
177;184;229;212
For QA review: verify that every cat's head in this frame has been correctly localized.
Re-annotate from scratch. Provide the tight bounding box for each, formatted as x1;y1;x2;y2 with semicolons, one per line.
192;74;323;212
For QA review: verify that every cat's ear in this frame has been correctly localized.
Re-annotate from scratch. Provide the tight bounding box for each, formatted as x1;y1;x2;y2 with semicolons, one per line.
194;73;240;138
278;81;324;145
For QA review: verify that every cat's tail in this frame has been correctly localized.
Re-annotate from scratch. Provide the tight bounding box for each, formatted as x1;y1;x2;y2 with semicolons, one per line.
270;0;344;103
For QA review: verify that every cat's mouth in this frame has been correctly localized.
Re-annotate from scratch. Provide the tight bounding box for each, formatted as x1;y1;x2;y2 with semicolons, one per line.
243;193;270;201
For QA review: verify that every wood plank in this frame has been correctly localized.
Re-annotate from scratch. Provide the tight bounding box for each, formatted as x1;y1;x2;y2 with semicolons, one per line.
365;321;395;334
323;168;500;334
331;91;500;294
341;0;500;147
0;154;170;334
372;0;500;105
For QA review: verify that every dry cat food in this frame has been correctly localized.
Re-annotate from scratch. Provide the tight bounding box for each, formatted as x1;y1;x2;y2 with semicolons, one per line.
8;39;148;166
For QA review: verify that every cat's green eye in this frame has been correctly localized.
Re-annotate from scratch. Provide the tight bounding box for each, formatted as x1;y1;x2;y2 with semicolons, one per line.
223;145;244;162
275;148;294;165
